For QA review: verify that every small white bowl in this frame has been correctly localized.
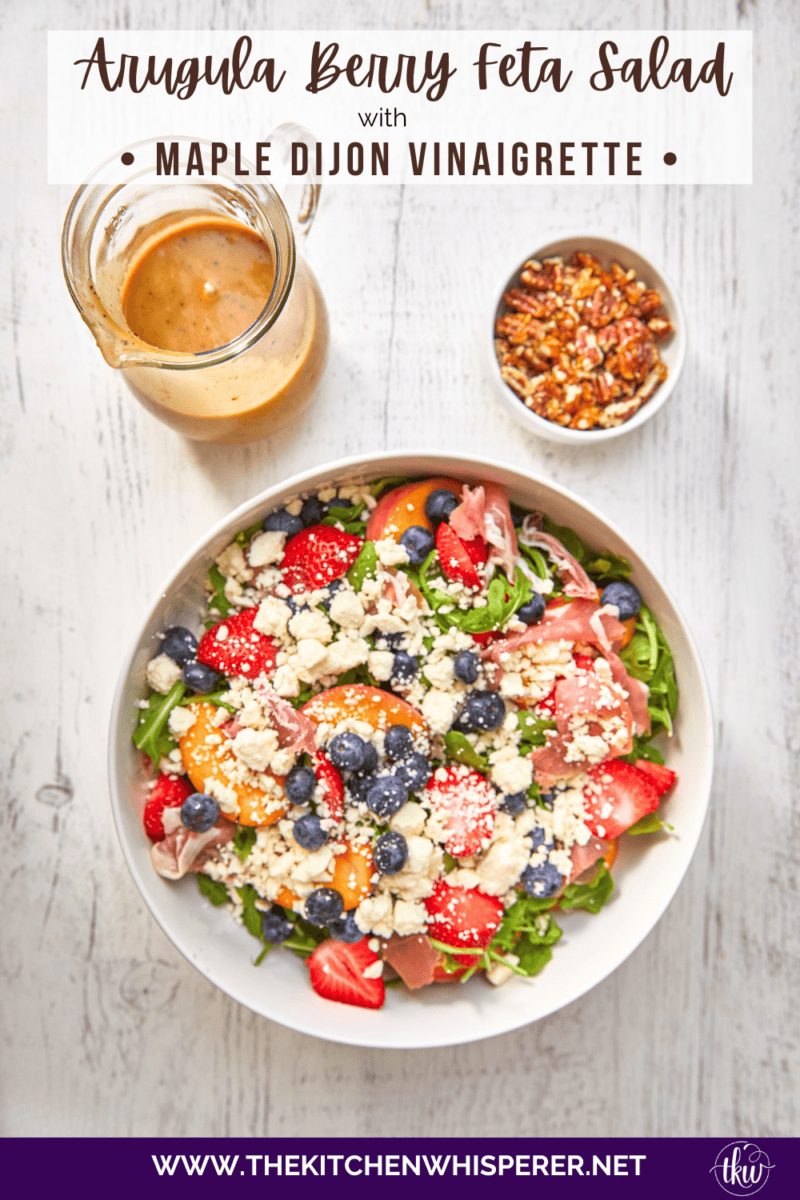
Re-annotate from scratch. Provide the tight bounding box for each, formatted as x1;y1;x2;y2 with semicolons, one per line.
487;233;687;445
109;451;712;1048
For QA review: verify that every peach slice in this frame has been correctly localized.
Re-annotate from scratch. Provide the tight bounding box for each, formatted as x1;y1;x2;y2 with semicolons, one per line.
366;477;464;541
301;684;427;740
178;702;289;827
331;841;374;910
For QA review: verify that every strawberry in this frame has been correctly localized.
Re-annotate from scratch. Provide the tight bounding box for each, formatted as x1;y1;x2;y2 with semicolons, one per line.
573;653;597;672
583;759;661;839
307;937;385;1009
280;524;363;594
313;750;345;821
423;765;497;857
436;523;484;589
471;630;502;646
633;759;677;797
537;687;557;717
143;774;193;841
196;607;278;680
424;879;504;964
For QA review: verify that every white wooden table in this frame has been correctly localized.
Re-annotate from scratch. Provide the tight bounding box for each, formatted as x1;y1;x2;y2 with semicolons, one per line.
2;0;796;1137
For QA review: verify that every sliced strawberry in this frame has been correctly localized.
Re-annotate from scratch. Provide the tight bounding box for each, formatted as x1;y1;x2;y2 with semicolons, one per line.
633;759;677;797
281;525;363;595
462;535;489;568
536;687;557;717
423;765;497;857
471;630;501;646
436;523;483;590
143;774;193;842
573;653;597;672
313;751;345;821
197;607;278;680
583;759;660;839
424;879;503;964
307;938;385;1009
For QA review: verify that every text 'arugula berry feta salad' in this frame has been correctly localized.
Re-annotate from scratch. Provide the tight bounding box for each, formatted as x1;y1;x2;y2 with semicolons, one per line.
133;475;678;1010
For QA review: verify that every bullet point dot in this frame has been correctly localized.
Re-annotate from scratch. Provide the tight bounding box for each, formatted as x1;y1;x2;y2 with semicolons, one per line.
121;152;135;166
663;152;677;166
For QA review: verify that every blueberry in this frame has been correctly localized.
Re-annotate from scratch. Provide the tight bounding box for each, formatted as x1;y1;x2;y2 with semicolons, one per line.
600;581;642;621
521;861;564;899
180;793;219;832
374;831;409;875
380;631;405;651
300;496;326;526
263;509;304;537
285;764;317;806
262;907;293;944
539;788;557;810
384;724;415;761
347;772;377;804
424;489;459;525
517;593;546;625
328;732;368;772
161;626;198;665
464;690;506;732
320;578;343;611
293;813;327;851
451;707;473;734
359;742;379;774
328;911;364;943
329;497;353;510
394;752;431;792
304;887;344;927
366;776;408;819
527;825;552;851
400;525;435;565
453;649;480;684
392;650;418;682
500;791;528;816
182;661;221;694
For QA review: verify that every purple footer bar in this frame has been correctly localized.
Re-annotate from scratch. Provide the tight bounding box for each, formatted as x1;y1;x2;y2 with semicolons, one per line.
1;1137;796;1200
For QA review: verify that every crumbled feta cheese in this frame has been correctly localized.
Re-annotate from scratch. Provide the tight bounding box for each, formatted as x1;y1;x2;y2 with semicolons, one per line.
375;537;410;567
367;650;395;681
248;530;287;568
146;653;183;695
328;589;365;629
168;706;197;737
231;728;280;772
288;609;333;644
421;688;459;734
254;596;293;638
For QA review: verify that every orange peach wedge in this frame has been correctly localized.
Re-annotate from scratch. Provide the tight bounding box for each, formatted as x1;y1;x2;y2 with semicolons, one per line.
178;702;289;827
301;684;427;742
366;477;464;541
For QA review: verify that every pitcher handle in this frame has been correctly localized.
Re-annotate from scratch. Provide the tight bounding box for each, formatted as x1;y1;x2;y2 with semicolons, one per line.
267;122;321;243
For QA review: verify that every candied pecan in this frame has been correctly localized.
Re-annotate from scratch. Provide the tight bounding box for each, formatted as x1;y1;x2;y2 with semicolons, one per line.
573;251;602;271
520;267;554;291
586;285;627;329
617;329;658;384
571;404;604;429
503;288;549;318
636;289;663;318
647;316;673;340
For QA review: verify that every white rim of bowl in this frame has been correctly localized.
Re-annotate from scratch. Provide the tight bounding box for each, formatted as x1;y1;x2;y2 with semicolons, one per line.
108;450;713;1046
487;231;688;443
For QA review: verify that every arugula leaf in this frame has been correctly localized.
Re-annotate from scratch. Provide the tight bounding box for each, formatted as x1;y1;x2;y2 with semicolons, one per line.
620;604;679;737
489;893;563;978
369;474;414;497
197;873;229;906
347;540;377;591
517;710;557;755
176;688;235;712
132;681;185;766
518;543;550;580
623;736;665;766
627;811;664;836
442;851;458;873
559;862;614;913
456;568;532;633
540;517;632;586
543;516;590;564
232;826;257;862
281;910;328;959
237;884;265;941
443;731;488;771
234;520;266;548
515;940;557;976
207;563;232;618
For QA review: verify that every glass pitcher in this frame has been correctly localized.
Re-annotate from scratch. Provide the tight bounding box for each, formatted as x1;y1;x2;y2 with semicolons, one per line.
62;130;328;444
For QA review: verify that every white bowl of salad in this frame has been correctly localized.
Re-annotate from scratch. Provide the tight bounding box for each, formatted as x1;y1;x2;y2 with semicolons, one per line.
109;452;713;1048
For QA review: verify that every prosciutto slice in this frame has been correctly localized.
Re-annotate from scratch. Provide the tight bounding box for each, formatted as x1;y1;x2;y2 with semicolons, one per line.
482;598;650;738
150;808;235;881
254;682;317;754
449;483;519;582
567;836;609;884
519;517;598;600
530;674;635;787
381;933;441;990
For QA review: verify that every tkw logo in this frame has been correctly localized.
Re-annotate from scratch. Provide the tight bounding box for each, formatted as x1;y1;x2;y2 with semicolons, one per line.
710;1142;774;1196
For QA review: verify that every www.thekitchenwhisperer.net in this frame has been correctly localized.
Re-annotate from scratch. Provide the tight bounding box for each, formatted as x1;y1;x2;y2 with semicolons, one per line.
152;1152;646;1178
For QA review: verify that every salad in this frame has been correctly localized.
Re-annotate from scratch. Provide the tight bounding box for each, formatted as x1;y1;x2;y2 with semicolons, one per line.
133;474;678;1010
